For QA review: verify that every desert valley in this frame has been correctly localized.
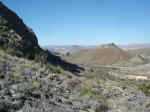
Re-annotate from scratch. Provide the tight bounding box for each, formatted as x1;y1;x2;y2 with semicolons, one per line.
0;1;150;112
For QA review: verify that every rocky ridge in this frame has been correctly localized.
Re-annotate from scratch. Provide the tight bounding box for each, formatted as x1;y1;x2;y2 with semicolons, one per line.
0;1;83;73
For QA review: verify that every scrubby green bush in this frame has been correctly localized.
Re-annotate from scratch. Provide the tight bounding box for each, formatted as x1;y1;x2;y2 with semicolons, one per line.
81;86;90;96
46;64;63;74
24;64;34;70
12;73;21;80
135;105;146;112
68;96;73;102
55;66;62;73
138;83;150;96
32;81;41;88
80;84;106;103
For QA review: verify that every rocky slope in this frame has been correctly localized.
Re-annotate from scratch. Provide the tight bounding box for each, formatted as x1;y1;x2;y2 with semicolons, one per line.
1;50;150;112
0;2;83;73
0;49;100;112
0;2;150;112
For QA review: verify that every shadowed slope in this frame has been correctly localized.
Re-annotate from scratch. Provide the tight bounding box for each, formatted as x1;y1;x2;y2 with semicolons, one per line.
0;2;84;73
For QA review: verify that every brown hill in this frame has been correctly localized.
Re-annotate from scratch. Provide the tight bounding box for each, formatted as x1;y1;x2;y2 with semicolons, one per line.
64;43;134;66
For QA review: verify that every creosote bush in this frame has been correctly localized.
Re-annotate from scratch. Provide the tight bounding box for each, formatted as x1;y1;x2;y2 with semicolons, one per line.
80;84;106;104
138;83;150;96
12;73;21;80
55;66;62;74
32;81;41;89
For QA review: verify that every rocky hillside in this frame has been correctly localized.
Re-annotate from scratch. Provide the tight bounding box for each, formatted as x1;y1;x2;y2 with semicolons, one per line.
1;49;150;112
0;2;83;73
64;43;134;66
1;2;150;112
0;49;105;112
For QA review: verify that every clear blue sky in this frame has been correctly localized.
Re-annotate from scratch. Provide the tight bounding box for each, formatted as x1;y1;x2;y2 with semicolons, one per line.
2;0;150;46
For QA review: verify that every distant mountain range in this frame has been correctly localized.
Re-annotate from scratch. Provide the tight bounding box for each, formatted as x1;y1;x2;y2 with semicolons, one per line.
43;45;93;55
63;43;134;66
120;43;150;50
44;43;150;56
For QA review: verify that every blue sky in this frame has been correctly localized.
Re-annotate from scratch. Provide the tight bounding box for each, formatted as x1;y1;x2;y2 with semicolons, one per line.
2;0;150;46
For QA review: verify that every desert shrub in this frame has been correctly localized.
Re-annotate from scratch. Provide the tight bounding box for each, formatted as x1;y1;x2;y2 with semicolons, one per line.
46;64;53;69
67;80;80;89
135;105;146;112
46;64;63;74
138;83;150;96
24;64;34;70
80;84;106;104
12;73;21;80
32;81;41;89
48;87;57;92
55;66;62;74
95;104;109;112
68;96;73;102
81;86;90;96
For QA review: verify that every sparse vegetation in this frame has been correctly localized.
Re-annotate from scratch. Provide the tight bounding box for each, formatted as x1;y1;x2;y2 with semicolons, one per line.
80;84;106;104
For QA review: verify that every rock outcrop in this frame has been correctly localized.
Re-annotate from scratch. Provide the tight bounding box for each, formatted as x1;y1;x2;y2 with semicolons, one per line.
0;2;39;59
0;2;84;73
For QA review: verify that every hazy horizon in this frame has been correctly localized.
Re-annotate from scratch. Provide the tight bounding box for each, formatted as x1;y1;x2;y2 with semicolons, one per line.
43;42;150;46
2;0;150;46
